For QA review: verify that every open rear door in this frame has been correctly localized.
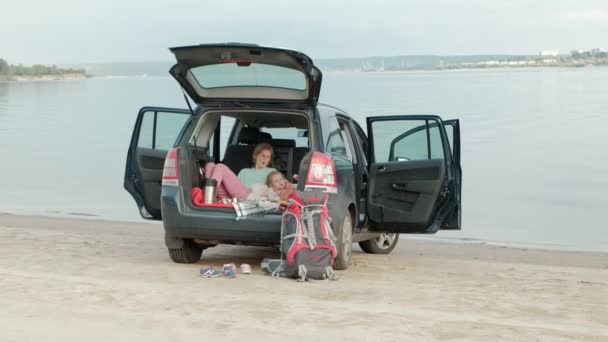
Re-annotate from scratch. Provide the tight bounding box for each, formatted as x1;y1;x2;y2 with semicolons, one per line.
366;115;461;233
441;119;461;229
169;43;322;106
124;107;190;220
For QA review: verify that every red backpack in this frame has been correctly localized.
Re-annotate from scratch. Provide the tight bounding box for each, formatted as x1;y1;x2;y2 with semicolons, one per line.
279;190;338;280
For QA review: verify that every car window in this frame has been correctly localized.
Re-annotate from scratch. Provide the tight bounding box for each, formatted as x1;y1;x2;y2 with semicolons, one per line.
207;115;236;161
219;117;236;159
339;119;357;164
191;63;306;90
352;122;368;165
137;110;189;150
444;124;454;156
325;116;352;161
370;119;445;163
260;127;308;147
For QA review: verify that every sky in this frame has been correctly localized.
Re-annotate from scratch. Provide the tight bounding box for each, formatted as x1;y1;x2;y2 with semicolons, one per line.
1;0;607;64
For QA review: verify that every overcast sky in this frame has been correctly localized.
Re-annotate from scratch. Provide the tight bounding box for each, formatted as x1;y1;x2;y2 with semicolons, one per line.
2;0;607;64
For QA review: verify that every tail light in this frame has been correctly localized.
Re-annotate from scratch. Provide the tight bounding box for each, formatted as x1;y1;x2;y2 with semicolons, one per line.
162;148;179;186
304;152;337;193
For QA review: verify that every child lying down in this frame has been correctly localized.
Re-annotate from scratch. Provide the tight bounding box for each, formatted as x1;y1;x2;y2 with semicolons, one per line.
220;171;295;204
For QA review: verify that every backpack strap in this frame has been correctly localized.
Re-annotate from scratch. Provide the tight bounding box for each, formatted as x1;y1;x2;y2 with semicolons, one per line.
303;208;317;249
324;266;339;281
282;233;308;240
297;265;307;282
271;263;284;278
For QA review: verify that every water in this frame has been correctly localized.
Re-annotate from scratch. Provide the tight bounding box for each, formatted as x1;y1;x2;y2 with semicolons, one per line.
1;68;607;252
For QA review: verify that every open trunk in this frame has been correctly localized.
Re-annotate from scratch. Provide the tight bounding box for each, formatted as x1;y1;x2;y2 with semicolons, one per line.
180;109;312;213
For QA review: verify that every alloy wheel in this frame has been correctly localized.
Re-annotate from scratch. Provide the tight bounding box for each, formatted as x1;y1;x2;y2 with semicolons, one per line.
374;233;397;250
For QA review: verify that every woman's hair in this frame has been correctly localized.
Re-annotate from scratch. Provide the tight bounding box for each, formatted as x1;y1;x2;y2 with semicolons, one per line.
266;170;283;187
252;143;274;164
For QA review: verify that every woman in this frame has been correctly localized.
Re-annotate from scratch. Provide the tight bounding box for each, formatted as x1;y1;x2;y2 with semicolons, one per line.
203;143;278;201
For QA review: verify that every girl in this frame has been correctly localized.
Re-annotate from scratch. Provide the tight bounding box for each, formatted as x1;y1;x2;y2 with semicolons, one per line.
266;170;295;201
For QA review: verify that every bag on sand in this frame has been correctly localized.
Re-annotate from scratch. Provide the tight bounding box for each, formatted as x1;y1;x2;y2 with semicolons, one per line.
262;190;338;281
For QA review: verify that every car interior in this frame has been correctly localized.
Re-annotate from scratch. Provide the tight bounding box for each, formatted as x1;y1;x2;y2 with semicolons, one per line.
186;111;311;198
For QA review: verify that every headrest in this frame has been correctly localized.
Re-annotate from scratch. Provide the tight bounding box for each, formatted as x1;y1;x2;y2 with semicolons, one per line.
238;127;260;144
259;132;272;143
272;139;296;148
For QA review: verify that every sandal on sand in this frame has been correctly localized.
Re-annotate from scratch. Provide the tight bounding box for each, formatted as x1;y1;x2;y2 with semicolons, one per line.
261;258;284;276
240;263;252;274
200;266;222;278
223;263;237;278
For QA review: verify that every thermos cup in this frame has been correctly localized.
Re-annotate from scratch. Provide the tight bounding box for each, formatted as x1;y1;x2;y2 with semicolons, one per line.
204;179;217;204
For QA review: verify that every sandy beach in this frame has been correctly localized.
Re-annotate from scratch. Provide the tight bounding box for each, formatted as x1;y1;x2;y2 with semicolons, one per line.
0;213;606;341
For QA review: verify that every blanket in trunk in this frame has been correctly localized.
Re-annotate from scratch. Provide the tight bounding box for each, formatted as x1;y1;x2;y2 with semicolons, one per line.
233;200;281;220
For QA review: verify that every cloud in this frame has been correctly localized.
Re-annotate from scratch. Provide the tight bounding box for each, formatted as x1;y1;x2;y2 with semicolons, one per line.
560;10;608;22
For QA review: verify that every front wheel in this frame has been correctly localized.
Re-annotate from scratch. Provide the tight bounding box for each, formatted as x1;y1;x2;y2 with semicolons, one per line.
333;213;353;270
359;233;399;254
168;239;204;263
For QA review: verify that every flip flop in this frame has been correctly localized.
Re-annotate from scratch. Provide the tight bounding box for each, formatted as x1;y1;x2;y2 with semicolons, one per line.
223;263;237;278
240;263;252;274
261;258;284;276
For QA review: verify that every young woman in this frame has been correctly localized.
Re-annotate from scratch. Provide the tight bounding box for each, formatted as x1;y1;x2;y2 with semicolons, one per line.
203;143;278;201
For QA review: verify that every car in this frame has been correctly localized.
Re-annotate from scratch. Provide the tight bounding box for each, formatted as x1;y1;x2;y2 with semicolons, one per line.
124;43;462;270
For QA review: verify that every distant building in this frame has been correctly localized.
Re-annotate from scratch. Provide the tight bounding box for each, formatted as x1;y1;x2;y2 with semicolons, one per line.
591;48;607;57
540;50;560;57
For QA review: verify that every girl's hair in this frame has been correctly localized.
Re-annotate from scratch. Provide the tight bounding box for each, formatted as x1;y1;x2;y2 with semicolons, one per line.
252;143;274;164
266;170;283;187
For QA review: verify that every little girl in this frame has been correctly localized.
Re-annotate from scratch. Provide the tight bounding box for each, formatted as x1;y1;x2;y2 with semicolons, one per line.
266;171;295;201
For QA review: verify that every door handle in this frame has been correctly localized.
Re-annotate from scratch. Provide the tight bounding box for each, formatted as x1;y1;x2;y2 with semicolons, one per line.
377;166;386;173
392;183;408;191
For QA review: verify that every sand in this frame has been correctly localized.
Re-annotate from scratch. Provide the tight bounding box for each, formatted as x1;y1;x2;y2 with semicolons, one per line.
0;213;607;341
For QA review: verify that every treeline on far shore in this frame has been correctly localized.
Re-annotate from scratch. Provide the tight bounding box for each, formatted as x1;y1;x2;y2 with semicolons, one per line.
0;58;88;79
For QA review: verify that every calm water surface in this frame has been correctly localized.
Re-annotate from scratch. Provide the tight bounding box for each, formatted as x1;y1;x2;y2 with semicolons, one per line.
1;68;607;251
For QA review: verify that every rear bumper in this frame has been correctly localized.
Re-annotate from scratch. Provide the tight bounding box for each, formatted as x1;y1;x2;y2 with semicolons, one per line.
161;186;281;245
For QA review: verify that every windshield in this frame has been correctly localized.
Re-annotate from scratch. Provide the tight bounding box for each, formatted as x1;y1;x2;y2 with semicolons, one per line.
190;63;307;90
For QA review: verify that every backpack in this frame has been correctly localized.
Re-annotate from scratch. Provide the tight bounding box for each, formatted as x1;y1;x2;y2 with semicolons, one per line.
263;190;338;281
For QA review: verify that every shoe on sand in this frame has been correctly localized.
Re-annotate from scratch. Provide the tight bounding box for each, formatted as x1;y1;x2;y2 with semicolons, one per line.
240;263;252;274
261;258;284;275
223;263;237;278
200;266;222;278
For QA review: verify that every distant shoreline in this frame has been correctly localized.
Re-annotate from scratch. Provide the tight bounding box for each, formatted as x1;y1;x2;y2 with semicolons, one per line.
322;60;608;73
2;62;606;82
324;64;608;74
0;73;90;82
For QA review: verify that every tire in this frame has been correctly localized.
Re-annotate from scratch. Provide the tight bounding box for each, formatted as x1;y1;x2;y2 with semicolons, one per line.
359;233;399;254
333;213;353;270
168;239;204;263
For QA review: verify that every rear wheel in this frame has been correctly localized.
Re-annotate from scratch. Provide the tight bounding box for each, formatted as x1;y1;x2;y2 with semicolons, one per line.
359;233;399;254
168;239;204;263
333;213;353;270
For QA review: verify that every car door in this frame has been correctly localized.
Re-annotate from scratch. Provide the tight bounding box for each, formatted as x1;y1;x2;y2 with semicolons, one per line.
441;119;461;229
124;107;191;220
169;43;322;106
366;115;461;233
